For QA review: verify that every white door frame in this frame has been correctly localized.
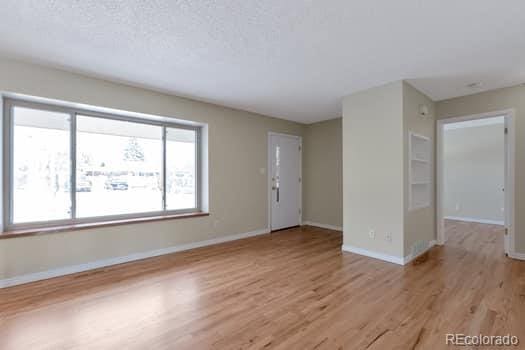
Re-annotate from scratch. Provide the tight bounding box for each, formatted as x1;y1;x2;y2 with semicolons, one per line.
436;109;515;256
267;132;302;231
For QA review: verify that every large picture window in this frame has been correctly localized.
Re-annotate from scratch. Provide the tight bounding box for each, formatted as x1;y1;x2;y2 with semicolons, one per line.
4;98;201;230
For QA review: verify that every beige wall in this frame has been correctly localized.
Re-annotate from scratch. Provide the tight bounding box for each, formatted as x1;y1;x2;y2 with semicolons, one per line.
436;85;525;254
444;124;505;223
402;82;436;255
302;118;342;228
0;58;305;279
342;81;405;258
342;81;436;260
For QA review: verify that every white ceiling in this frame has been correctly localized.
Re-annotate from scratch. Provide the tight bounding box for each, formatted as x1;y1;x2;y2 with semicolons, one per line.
0;1;524;124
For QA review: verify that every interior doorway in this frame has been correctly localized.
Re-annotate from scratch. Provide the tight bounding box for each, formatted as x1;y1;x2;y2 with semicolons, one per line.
437;110;515;256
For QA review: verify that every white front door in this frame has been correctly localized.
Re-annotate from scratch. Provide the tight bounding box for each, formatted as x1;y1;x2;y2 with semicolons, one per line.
269;133;301;231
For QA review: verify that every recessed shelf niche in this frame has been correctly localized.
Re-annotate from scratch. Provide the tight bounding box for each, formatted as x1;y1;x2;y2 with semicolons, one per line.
409;132;431;210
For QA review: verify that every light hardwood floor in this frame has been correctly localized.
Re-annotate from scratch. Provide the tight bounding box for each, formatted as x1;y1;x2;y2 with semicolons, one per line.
1;221;524;349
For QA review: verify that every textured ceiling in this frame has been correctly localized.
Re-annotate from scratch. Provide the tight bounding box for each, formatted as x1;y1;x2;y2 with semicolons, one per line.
0;1;524;123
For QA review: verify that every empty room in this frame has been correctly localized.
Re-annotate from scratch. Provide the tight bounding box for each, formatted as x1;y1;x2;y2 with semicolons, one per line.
0;1;524;349
441;116;508;254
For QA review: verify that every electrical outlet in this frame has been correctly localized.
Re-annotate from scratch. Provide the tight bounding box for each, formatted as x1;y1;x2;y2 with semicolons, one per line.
368;229;375;239
455;203;461;212
385;232;392;243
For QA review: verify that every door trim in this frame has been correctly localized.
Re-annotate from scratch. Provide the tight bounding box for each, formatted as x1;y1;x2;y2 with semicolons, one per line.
436;109;515;256
267;132;302;231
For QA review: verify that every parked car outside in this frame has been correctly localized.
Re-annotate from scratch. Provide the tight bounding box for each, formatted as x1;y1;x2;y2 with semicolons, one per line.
76;177;93;192
104;176;128;191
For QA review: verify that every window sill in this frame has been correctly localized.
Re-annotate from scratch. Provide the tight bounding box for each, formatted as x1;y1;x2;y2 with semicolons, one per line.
0;212;210;239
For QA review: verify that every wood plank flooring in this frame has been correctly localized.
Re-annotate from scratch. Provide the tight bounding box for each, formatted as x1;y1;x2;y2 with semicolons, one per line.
0;221;524;349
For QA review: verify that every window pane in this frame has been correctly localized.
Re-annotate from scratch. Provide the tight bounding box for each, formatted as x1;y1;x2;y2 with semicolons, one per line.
76;116;162;217
166;128;196;210
12;107;71;223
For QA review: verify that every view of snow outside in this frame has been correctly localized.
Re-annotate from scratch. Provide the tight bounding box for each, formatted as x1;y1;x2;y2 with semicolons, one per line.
13;109;195;224
13;122;71;223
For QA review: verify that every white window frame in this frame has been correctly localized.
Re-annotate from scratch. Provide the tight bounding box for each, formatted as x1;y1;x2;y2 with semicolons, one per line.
3;97;202;231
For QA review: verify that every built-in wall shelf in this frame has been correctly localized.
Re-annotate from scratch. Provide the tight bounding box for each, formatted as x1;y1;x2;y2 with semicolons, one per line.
409;132;431;210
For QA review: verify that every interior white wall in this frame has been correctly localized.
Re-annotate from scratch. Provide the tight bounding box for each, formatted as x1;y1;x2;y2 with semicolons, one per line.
443;123;505;223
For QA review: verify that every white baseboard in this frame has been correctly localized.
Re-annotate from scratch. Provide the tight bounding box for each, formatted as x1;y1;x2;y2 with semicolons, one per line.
403;240;437;265
444;216;504;226
0;228;270;289
302;221;342;231
508;251;525;261
342;239;437;266
341;244;404;265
